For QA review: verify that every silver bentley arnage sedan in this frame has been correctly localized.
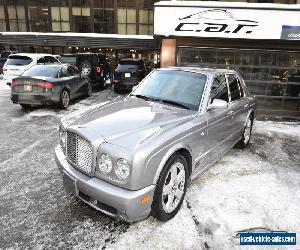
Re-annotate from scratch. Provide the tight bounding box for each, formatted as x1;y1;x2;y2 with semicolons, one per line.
55;67;256;222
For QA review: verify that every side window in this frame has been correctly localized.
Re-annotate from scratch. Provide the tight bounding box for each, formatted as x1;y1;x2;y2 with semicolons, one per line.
48;56;59;63
210;74;229;102
37;57;45;64
227;74;242;101
236;77;244;98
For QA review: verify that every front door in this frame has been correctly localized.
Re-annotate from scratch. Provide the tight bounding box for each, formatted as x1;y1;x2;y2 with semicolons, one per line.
196;74;233;168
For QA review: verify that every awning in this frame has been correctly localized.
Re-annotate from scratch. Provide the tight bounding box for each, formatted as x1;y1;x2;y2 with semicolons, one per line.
0;32;160;50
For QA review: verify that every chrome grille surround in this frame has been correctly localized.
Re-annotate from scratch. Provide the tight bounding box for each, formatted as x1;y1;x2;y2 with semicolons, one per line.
66;131;93;174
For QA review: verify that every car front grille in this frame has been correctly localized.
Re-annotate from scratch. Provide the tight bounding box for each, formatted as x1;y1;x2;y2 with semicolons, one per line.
66;131;93;174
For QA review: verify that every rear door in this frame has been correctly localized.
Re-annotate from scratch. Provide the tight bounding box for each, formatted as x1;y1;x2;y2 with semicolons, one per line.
69;65;86;94
60;66;78;98
226;73;248;141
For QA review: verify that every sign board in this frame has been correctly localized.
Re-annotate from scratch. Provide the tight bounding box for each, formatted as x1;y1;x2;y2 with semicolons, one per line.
154;2;300;40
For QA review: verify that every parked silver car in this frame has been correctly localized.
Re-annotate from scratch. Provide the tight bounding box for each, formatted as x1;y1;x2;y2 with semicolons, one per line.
55;67;256;222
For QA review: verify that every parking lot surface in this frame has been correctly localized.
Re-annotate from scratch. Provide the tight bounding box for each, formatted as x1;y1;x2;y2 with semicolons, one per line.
0;82;300;249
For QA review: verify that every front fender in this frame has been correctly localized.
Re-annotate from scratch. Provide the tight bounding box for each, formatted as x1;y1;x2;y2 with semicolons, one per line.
147;142;194;185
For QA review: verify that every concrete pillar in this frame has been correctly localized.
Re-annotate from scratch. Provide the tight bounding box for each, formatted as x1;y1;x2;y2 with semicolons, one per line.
160;39;176;68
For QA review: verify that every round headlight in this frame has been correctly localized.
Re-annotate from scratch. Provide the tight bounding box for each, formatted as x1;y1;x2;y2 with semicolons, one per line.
115;159;130;180
98;154;113;174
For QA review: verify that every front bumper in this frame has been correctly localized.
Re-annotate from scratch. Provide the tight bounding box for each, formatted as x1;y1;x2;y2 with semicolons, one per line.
11;92;60;105
55;146;155;222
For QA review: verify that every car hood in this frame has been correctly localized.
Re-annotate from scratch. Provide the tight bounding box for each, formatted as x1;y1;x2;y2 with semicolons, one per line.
64;97;195;148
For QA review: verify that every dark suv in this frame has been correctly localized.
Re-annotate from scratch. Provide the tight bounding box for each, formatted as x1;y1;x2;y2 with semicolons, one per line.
59;53;112;88
113;59;147;92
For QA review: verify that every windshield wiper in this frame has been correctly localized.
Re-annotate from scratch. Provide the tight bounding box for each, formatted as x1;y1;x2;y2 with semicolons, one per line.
131;94;149;100
160;99;191;110
131;94;159;102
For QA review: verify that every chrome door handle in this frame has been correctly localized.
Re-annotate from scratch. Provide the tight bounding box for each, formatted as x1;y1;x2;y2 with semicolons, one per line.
227;110;234;115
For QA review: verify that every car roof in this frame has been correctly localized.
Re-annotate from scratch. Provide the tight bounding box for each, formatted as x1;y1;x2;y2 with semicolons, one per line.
8;53;55;59
31;63;70;68
160;66;238;75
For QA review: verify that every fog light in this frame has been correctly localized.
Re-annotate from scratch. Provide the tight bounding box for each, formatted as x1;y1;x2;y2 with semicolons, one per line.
119;211;128;220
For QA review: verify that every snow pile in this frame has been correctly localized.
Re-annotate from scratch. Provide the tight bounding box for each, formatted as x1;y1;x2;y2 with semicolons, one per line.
112;121;300;249
0;80;10;91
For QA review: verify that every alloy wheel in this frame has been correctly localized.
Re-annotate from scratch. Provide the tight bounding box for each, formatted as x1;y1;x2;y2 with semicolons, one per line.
81;64;91;76
162;162;186;213
243;118;252;144
62;90;70;108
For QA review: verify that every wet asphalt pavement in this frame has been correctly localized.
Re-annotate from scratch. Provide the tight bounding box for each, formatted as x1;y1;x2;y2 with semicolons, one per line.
0;82;300;249
0;84;129;249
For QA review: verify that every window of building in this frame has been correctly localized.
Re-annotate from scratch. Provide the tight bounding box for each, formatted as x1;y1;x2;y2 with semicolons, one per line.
117;8;136;35
72;7;92;32
28;6;50;32
94;8;114;33
0;4;6;32
139;9;153;35
51;7;70;32
177;46;300;116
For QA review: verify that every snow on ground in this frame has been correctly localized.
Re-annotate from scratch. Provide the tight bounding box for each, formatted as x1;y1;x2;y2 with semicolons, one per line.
111;121;300;250
0;79;10;92
0;80;299;249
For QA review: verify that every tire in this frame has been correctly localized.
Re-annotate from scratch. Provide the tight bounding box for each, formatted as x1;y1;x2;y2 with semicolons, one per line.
114;86;120;93
20;104;31;110
80;60;93;78
236;114;253;149
59;89;70;109
87;81;93;97
151;153;189;221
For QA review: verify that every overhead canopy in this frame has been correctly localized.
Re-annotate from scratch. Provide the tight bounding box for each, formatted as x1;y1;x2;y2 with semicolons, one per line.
0;32;160;50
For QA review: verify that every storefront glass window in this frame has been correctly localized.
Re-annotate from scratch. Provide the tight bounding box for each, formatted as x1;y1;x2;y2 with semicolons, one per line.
94;8;114;34
177;46;300;117
117;8;136;35
139;9;153;35
72;7;92;32
51;7;70;32
0;4;6;32
28;6;49;32
7;6;26;32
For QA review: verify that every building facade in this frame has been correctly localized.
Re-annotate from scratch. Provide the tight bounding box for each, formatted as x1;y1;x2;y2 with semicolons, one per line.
0;0;300;118
156;1;300;119
0;0;156;35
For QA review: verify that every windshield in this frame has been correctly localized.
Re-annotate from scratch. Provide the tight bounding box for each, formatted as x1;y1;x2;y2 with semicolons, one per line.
22;65;60;78
132;70;207;111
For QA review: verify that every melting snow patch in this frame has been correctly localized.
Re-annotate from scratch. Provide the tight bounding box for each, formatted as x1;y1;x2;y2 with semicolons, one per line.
110;121;300;249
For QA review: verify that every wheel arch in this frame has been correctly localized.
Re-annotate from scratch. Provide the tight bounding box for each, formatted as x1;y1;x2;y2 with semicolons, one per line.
152;143;193;185
61;85;71;96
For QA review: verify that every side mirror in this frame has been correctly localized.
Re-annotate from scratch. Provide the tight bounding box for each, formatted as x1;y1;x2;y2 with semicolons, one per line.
208;99;228;111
